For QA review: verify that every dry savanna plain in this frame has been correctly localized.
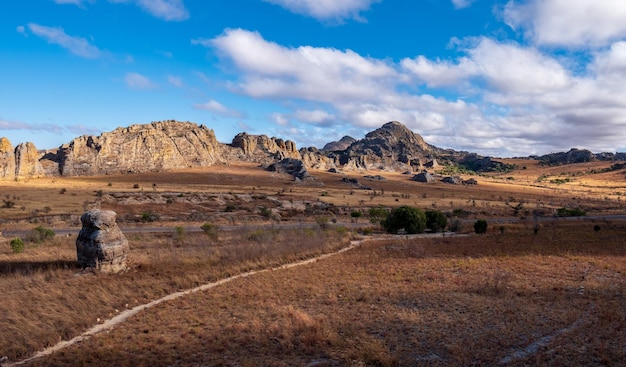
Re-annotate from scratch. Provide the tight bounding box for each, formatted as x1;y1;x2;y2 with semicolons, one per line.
1;161;626;366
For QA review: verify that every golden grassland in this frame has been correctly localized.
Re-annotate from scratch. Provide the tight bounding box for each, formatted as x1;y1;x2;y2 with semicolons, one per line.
1;160;626;366
4;221;625;367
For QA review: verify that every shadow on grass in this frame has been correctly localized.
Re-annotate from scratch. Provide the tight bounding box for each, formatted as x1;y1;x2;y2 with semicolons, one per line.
0;260;79;276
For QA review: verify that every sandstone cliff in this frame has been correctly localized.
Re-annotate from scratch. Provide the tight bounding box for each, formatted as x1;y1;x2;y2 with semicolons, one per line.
0;137;15;180
224;132;300;163
15;142;45;179
52;121;222;176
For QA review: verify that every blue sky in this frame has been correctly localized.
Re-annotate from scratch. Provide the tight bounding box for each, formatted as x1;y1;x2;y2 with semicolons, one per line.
2;0;626;157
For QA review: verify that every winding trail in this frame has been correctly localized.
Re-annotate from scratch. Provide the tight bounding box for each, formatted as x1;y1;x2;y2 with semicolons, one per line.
6;236;377;367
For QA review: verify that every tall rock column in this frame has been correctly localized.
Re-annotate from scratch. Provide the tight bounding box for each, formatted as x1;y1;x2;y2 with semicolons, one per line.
0;137;15;180
76;209;129;273
15;142;44;179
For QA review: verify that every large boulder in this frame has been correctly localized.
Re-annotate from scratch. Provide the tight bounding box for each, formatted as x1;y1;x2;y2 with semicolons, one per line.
413;172;435;183
76;210;129;273
0;137;15;180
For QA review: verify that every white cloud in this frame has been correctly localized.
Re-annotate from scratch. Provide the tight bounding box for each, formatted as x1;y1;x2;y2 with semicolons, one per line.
451;0;474;9
193;99;244;118
125;72;156;89
0;118;64;134
26;23;103;58
204;28;626;156
108;0;189;21
16;26;26;36
205;28;397;103
167;75;183;87
263;0;379;22
135;0;189;21
504;0;626;48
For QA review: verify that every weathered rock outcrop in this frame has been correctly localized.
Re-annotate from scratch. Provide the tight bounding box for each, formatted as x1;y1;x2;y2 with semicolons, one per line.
0;138;15;180
323;135;356;151
55;121;222;176
227;132;300;163
413;172;435;183
338;121;441;171
265;158;313;181
15;142;45;179
76;209;129;273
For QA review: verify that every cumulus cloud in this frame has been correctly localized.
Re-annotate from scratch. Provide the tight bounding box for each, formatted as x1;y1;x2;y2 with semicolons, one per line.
504;0;626;48
203;28;397;103
193;99;244;118
125;72;156;89
26;23;103;58
262;0;379;22
203;28;626;156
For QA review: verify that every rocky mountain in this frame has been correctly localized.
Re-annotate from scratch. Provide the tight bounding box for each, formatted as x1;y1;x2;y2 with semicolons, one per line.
535;148;626;166
1;119;624;181
322;135;356;151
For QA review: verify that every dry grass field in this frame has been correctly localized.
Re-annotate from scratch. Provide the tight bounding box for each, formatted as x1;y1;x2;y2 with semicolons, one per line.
1;160;626;366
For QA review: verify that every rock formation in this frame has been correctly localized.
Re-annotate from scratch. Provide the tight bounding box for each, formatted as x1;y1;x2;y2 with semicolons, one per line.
338;121;441;171
53;121;222;176
76;209;129;273
323;135;356;151
15;142;45;179
0;138;15;180
265;158;313;181
227;132;300;163
413;172;435;183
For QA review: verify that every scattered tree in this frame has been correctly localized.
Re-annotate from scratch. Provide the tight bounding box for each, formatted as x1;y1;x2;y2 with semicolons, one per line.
474;219;488;234
383;206;426;234
425;209;448;233
368;206;388;226
350;210;363;223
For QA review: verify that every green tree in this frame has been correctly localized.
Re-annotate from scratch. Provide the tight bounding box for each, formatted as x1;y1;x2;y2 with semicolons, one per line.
368;206;388;226
350;210;363;223
382;206;426;234
474;219;488;234
425;210;448;233
200;223;219;241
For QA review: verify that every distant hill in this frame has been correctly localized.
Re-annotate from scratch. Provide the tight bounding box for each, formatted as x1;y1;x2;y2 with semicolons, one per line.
1;120;624;181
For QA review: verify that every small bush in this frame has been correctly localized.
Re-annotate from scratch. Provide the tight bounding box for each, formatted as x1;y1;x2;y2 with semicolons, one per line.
425;209;448;233
28;226;56;244
316;216;330;230
141;211;159;223
474;219;488;234
2;199;15;208
10;237;24;253
556;207;586;217
350;210;363;222
368;206;388;225
200;223;219;241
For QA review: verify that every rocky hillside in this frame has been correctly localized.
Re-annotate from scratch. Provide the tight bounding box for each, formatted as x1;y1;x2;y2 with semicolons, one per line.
1;119;624;181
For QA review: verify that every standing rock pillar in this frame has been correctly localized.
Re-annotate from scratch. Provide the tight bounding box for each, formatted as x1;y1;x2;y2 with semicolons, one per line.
76;209;129;273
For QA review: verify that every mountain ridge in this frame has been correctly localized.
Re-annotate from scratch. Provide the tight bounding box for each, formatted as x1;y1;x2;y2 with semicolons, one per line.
1;120;624;181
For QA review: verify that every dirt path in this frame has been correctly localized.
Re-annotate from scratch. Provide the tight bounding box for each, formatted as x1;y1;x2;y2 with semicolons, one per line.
5;236;375;367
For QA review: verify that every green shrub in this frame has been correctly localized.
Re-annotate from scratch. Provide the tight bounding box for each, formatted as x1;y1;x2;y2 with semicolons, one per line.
449;219;463;232
382;206;426;234
10;237;24;253
425;209;448;233
29;226;55;244
200;223;219;241
368;206;388;225
474;219;488;234
556;207;586;217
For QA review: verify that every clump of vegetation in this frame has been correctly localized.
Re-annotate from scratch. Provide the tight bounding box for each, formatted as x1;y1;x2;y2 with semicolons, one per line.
2;199;15;208
425;209;447;233
174;226;185;243
259;206;273;220
350;210;363;223
474;219;488;234
141;211;159;222
10;237;25;253
556;207;586;217
316;216;330;230
368;206;388;226
383;206;426;234
200;223;219;241
28;226;56;244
